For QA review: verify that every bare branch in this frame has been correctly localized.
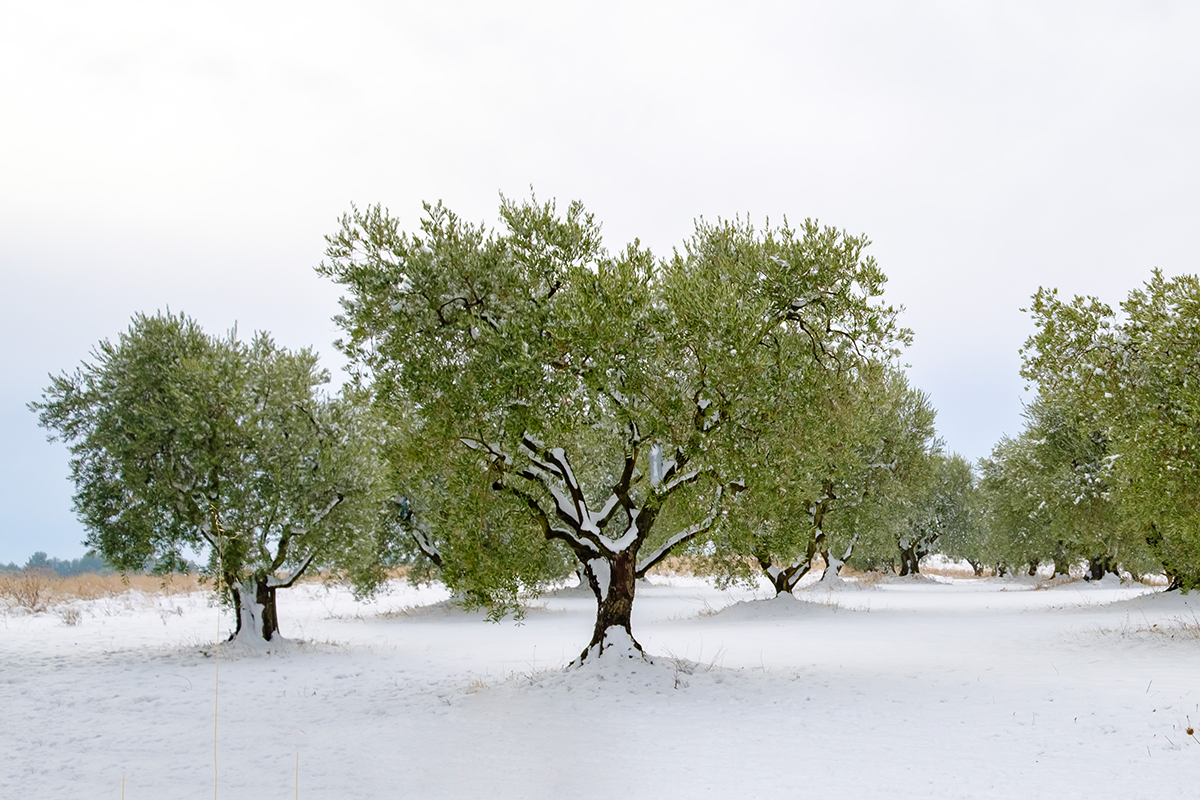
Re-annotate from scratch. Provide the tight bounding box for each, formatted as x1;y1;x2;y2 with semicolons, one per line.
268;549;320;589
407;523;444;569
305;493;346;530
492;476;600;558
596;420;642;531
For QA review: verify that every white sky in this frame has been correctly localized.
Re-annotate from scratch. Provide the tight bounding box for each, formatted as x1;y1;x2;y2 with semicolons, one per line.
3;0;1197;563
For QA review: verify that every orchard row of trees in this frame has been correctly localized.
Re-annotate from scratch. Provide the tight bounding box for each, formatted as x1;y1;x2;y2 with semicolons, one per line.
33;195;1200;659
988;271;1200;590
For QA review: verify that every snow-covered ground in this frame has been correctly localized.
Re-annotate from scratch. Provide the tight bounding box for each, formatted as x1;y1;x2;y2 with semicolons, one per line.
3;574;1198;799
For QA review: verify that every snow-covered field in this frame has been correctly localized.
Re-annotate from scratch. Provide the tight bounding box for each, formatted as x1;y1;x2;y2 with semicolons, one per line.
3;573;1198;799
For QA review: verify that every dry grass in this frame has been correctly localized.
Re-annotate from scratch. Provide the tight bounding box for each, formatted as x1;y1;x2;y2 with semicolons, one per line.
1156;613;1200;640
918;561;984;580
0;570;204;612
645;555;712;577
0;569;56;612
1095;612;1200;642
832;563;888;584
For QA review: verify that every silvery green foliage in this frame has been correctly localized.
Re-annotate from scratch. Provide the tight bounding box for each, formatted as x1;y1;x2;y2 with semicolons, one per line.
33;312;393;625
1022;271;1200;588
884;452;977;575
702;365;936;590
378;405;576;620
318;195;909;644
973;399;1150;577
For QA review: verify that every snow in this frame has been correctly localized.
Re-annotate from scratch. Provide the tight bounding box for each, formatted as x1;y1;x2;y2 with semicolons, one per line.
585;557;610;599
4;575;1200;798
231;580;271;649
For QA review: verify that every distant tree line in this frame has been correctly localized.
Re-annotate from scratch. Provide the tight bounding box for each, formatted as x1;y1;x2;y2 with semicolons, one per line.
0;551;114;576
0;551;202;576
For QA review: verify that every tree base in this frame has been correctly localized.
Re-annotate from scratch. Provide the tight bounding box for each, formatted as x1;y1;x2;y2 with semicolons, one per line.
572;625;647;667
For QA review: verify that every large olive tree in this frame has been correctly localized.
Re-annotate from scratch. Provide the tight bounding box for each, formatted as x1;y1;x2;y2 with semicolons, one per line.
319;195;905;661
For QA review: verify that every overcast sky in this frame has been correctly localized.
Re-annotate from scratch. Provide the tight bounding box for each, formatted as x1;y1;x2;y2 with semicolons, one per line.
2;0;1197;563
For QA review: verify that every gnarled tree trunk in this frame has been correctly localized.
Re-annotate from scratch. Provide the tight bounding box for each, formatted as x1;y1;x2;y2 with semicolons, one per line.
578;551;642;661
1085;554;1114;581
475;432;728;666
756;533;819;596
229;577;280;643
475;431;732;666
898;541;921;576
766;560;813;594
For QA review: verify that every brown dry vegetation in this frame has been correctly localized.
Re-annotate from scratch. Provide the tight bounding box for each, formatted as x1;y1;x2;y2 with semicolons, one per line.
0;566;414;613
647;554;896;584
0;570;204;611
645;555;713;578
916;560;984;580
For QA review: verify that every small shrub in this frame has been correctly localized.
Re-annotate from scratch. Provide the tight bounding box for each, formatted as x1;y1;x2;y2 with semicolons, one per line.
60;607;83;626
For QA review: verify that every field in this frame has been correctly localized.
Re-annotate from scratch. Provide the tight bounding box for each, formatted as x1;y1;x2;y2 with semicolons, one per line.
2;570;1198;799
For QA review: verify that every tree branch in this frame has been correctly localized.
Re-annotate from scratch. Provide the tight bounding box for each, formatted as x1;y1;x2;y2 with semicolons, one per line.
267;492;344;585
268;548;320;589
407;522;444;569
636;484;726;577
492;476;600;558
595;420;642;531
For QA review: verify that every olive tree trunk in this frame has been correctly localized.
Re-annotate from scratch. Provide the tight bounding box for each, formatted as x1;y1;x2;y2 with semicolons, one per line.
578;551;641;661
228;577;280;643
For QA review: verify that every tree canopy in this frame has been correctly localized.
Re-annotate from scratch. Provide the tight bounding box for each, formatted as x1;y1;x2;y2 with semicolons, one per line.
1021;270;1200;587
318;194;909;660
33;312;393;642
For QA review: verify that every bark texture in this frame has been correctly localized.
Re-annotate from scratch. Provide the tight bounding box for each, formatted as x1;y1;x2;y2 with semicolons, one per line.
579;553;641;661
898;545;921;576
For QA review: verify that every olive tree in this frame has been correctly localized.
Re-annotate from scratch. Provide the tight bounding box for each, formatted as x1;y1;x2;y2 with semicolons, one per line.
34;312;391;643
1022;271;1200;588
704;365;930;594
973;400;1143;579
318;195;905;661
886;452;975;576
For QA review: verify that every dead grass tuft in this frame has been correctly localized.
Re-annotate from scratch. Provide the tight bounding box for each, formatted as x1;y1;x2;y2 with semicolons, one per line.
1144;613;1200;641
1094;612;1200;642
